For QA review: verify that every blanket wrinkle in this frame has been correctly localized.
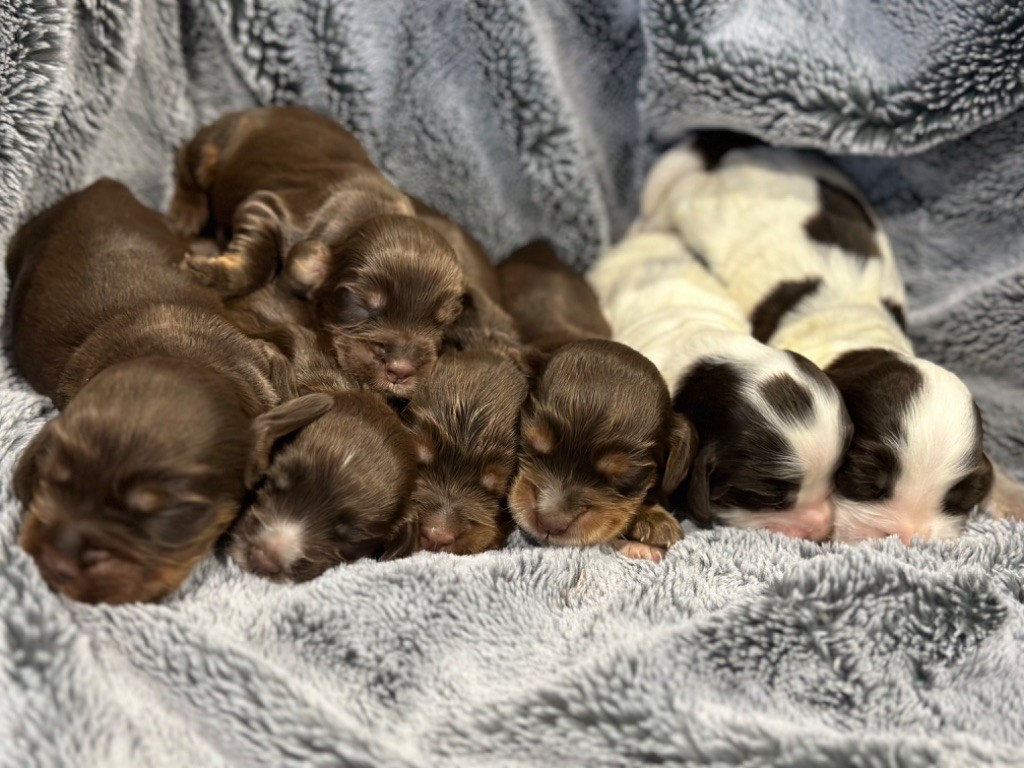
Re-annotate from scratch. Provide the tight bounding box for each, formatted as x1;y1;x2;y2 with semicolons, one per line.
2;1;1024;765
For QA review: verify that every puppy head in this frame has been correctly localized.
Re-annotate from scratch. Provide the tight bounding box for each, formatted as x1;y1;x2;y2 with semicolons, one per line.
17;361;251;604
231;392;418;582
827;349;991;544
401;350;527;554
286;215;465;399
508;340;695;547
673;349;851;542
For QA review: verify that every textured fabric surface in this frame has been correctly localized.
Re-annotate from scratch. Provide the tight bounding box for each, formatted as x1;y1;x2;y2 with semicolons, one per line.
2;1;1023;765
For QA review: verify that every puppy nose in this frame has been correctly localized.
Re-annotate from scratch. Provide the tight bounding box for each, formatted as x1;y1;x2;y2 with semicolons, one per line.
385;359;416;383
421;526;457;550
537;516;573;537
247;547;282;575
38;547;80;585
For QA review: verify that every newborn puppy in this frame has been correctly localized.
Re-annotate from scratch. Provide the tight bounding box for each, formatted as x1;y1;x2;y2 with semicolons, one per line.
7;180;289;604
169;106;465;398
654;132;992;542
499;242;695;560
401;348;527;554
588;231;850;542
230;391;419;581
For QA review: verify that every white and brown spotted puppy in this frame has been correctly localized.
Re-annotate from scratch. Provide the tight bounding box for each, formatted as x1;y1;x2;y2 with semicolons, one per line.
588;231;850;542
652;131;995;543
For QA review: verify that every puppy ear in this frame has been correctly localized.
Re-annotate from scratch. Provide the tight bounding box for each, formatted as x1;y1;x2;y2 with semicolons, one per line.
13;423;55;505
685;445;716;526
246;393;335;489
662;413;698;494
284;239;332;298
379;510;420;561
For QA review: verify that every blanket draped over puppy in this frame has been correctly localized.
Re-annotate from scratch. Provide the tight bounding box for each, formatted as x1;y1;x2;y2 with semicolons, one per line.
2;0;1023;764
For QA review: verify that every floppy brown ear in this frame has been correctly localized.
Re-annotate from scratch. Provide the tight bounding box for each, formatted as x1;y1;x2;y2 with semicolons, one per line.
13;422;55;505
246;393;335;488
380;510;420;561
662;413;698;494
284;239;333;299
685;445;716;527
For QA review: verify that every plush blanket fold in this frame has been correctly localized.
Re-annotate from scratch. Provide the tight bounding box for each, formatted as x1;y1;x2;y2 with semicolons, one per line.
2;1;1023;765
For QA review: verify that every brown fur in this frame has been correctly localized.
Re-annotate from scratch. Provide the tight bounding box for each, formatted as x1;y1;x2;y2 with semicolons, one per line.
6;180;288;604
168;106;466;399
507;339;694;550
498;242;695;554
401;349;528;555
229;391;420;582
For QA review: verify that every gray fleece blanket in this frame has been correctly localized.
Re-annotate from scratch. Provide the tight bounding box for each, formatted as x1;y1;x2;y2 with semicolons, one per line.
2;1;1024;765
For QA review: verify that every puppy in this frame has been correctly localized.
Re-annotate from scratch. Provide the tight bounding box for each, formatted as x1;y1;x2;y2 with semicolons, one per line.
169;106;466;398
401;348;527;555
588;232;851;542
7;180;290;604
499;242;696;561
230;391;420;581
651;133;993;542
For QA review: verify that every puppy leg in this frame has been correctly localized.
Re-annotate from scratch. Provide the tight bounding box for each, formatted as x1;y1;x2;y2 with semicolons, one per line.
616;504;682;561
184;191;293;299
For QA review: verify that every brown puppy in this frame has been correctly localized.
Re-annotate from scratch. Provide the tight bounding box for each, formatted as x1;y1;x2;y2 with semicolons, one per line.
7;179;291;604
169;106;465;398
401;348;528;555
230;391;420;582
222;284;421;580
498;242;697;561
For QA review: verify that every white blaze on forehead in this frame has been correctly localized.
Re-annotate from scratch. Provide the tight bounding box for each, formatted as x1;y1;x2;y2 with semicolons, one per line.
742;348;847;507
256;518;306;569
888;358;979;520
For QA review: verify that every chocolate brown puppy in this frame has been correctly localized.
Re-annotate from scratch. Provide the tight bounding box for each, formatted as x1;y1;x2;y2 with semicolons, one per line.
169;106;465;398
401;348;528;555
230;391;420;582
7;180;291;604
498;242;697;561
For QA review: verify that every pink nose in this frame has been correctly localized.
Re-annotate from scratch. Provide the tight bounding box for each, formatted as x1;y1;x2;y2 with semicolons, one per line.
536;515;572;537
420;526;457;551
247;547;282;575
385;359;416;383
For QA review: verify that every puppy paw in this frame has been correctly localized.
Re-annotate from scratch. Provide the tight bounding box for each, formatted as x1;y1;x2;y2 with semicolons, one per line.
182;250;250;297
627;504;683;549
614;539;667;563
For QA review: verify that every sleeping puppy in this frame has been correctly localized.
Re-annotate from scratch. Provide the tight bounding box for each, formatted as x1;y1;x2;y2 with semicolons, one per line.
587;231;851;542
6;180;290;604
653;132;994;542
169;106;465;398
400;348;527;555
499;242;696;561
229;391;420;581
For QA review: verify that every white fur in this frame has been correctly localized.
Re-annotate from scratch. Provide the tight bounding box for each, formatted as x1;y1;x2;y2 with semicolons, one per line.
256;519;306;570
587;228;847;533
645;137;983;542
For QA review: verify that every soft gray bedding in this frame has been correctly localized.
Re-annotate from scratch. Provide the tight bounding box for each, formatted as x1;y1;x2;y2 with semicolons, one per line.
2;1;1023;765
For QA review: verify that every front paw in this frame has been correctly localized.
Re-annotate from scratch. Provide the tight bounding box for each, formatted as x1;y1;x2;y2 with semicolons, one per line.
614;539;667;563
182;250;250;298
628;504;683;549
